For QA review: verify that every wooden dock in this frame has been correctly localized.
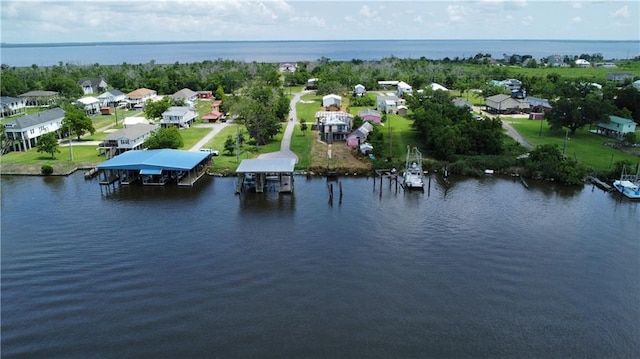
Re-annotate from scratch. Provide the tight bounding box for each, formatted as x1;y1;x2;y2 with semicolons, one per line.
586;176;613;192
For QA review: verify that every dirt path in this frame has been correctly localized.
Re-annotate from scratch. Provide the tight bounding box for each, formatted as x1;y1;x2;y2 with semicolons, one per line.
473;106;533;150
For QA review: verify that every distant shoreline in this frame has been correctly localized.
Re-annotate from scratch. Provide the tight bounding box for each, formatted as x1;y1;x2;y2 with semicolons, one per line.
2;39;638;48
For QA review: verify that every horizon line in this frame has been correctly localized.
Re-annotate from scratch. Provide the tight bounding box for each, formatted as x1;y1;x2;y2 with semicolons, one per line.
2;38;638;47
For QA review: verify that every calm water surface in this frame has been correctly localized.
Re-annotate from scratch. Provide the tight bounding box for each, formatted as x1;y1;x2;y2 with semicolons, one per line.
1;174;639;358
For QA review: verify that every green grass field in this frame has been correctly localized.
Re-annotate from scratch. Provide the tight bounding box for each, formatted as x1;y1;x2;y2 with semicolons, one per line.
504;116;640;171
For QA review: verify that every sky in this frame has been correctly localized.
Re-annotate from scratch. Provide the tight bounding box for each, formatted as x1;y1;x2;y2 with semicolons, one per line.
1;0;639;44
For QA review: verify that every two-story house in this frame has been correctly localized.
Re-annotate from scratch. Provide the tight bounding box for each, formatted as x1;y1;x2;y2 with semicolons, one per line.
125;88;157;109
98;89;126;107
98;123;158;158
1;96;27;118
160;106;197;128
171;88;198;105
4;107;65;152
315;111;353;143
78;78;108;95
76;96;101;115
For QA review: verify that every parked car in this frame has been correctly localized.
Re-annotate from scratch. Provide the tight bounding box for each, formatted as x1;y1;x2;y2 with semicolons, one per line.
199;148;219;156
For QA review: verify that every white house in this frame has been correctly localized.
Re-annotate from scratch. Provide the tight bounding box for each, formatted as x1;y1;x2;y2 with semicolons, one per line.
160;106;197;128
123;116;149;128
429;83;449;91
1;96;26;117
3;107;65;152
125;88;157;108
98;89;125;107
396;81;413;97
171;88;198;104
322;94;342;108
76;96;101;115
315;111;353;143
354;84;366;96
306;78;319;90
376;95;403;114
98;123;158;158
78;78;108;95
575;59;591;68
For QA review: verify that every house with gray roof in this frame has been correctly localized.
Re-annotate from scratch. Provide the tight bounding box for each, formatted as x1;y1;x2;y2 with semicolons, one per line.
3;107;65;152
160;106;197;128
78;78;108;95
315;111;353;143
98;123;159;158
171;88;198;104
98;89;125;106
18;90;59;106
606;72;634;83
485;94;530;114
1;96;26;117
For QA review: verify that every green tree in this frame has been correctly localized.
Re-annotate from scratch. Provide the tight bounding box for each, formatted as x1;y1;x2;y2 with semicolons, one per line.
144;96;172;120
37;132;61;159
224;135;235;155
145;127;183;149
62;104;95;140
546;89;613;135
300;119;308;135
526;144;586;185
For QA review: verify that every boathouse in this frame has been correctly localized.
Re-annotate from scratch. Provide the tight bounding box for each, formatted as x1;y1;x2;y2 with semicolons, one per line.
236;158;296;193
96;149;211;187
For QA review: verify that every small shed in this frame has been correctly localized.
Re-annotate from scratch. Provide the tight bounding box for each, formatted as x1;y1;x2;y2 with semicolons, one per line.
347;122;374;147
100;106;113;115
357;109;381;124
354;84;366;96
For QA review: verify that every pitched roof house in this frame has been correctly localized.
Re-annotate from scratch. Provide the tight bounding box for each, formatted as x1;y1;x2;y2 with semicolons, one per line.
354;84;366;96
1;96;26;117
78;78;108;95
76;96;101;114
4;107;65;152
315;111;353;143
98;123;159;158
126;88;157;107
322;94;342;108
171;88;198;104
596;115;637;139
485;94;530;114
347;122;374;147
18;90;59;106
357;109;382;124
160;106;197;128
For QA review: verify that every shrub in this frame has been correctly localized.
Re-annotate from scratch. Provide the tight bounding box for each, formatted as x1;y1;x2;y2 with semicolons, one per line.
41;164;54;175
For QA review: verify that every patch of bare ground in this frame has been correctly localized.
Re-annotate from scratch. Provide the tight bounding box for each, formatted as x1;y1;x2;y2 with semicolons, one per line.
309;131;371;173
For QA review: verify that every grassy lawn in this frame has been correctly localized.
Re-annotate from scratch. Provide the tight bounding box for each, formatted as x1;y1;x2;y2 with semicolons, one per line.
290;124;313;169
1;142;105;174
296;94;323;123
504;116;640;171
178;127;212;149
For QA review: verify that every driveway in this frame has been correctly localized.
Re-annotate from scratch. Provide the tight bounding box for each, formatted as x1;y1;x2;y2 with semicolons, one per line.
189;122;230;151
257;91;311;162
473;106;533;150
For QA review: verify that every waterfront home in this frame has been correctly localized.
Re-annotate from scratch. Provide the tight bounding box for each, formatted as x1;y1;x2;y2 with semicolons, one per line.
98;89;125;107
76;96;101;115
3;107;65;152
125;88;157;108
0;96;26;118
323;94;342;109
18;90;59;107
171;88;198;104
485;94;529;114
160;106;197;128
595;115;637;139
346;121;373;147
316;111;353;143
354;84;366;96
78;78;108;95
98;123;158;158
357;109;381;124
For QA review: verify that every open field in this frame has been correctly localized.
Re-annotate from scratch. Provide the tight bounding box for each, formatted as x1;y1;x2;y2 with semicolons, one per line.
503;116;640;172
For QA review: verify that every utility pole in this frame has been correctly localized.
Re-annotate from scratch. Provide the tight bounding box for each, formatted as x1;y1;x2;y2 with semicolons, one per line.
68;124;74;161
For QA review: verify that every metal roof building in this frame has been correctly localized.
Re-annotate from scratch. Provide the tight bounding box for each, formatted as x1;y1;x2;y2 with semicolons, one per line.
236;158;296;193
96;149;211;187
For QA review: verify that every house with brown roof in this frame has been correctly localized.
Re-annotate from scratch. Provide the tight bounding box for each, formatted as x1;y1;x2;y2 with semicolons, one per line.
125;88;157;108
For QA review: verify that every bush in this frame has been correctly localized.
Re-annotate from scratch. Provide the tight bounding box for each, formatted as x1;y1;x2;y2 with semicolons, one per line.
41;164;54;175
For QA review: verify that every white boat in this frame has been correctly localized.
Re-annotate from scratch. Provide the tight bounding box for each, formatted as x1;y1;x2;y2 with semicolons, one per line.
403;146;424;190
613;165;640;199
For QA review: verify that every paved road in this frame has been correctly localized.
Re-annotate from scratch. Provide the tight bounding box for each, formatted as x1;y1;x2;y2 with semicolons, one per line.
189;122;230;151
473;106;534;150
257;91;311;163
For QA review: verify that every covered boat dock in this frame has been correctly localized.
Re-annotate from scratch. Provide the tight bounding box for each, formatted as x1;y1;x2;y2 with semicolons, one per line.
236;158;296;193
96;149;212;187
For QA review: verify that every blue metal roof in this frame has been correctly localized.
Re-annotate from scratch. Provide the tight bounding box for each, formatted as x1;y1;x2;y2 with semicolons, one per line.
97;149;209;171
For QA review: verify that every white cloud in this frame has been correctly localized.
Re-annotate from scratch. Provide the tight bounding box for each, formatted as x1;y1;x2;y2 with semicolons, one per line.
413;15;424;24
610;5;629;18
360;5;377;18
569;16;582;24
521;15;533;26
569;1;583;9
447;4;467;23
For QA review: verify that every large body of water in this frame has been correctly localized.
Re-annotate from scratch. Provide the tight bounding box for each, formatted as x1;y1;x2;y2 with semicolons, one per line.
1;173;639;358
1;39;638;67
